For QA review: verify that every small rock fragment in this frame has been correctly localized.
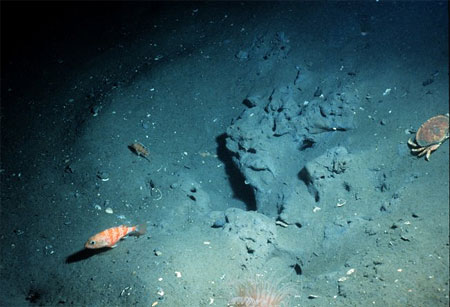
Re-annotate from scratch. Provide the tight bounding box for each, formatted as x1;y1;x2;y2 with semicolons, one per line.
313;87;322;97
422;78;434;86
154;250;162;256
235;50;249;61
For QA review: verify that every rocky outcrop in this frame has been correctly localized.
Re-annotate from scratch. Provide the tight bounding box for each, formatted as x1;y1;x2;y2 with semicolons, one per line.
226;84;356;217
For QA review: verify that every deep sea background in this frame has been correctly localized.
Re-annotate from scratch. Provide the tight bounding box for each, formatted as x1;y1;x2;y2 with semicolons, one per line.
1;1;448;306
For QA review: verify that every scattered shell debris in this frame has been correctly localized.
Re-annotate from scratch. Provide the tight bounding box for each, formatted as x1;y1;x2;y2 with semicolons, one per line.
151;187;163;201
175;271;182;278
198;151;218;158
275;220;289;228
96;171;110;182
346;268;356;275
157;288;164;297
336;198;346;207
105;207;114;214
338;268;356;282
119;286;132;297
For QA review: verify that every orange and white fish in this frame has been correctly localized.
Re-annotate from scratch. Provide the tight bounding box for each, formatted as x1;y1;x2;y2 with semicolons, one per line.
84;224;146;249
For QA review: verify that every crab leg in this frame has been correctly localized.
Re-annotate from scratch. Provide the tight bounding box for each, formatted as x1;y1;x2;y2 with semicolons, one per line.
411;147;425;153
423;144;440;161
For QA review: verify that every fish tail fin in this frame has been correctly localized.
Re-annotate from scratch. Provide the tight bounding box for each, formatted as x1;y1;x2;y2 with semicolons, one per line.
136;223;147;236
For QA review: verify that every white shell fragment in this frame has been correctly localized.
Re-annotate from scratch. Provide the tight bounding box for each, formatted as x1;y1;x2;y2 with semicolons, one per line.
337;198;346;207
154;250;162;256
382;88;391;96
338;268;356;282
105;207;114;214
275;220;289;228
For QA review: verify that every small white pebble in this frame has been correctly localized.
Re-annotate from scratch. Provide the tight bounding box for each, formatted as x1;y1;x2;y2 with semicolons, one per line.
105;207;114;214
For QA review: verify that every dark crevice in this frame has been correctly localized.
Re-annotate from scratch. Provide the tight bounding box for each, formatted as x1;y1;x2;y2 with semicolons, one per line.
216;133;257;211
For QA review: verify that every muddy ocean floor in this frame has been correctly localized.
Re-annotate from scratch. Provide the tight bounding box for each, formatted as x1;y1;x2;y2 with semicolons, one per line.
1;2;448;306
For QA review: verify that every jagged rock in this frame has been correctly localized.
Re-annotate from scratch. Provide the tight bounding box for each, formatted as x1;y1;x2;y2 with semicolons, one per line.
299;146;351;202
226;84;356;217
223;208;277;258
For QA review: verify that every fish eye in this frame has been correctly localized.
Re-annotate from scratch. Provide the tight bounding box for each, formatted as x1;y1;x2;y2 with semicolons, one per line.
89;241;96;245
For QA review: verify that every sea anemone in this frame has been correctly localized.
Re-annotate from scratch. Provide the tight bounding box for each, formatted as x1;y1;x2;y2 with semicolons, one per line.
228;275;295;307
